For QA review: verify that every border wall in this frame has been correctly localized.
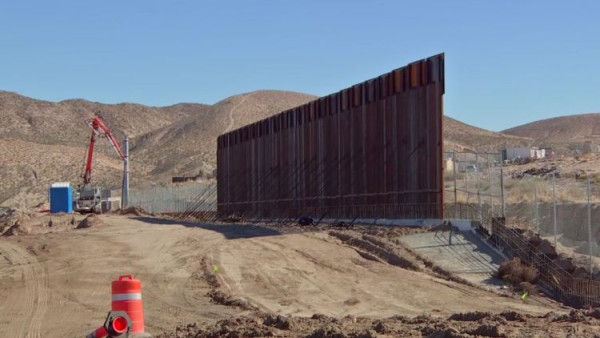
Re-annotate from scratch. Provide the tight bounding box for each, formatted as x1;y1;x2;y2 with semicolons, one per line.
217;54;445;220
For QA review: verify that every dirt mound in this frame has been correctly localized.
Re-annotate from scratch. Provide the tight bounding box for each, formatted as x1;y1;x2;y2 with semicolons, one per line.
156;310;600;337
2;220;32;236
468;323;505;337
329;229;476;287
116;207;152;216
449;311;492;321
207;290;258;311
499;311;527;322
329;230;420;271
76;214;104;229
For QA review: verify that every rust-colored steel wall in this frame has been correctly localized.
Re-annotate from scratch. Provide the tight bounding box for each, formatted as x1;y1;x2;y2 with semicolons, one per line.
217;54;444;219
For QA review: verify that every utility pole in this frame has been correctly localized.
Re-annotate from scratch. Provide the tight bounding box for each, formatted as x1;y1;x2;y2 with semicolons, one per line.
587;176;593;276
121;137;129;209
453;152;457;217
476;153;482;225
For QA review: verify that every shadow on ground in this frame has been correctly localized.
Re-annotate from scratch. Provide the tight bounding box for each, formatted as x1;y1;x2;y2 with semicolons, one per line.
132;216;282;240
403;230;506;278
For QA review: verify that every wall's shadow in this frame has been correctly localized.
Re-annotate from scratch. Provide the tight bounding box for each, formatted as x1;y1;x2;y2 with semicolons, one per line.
133;216;282;240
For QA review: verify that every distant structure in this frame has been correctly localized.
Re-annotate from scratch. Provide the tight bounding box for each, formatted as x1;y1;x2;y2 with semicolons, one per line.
172;176;198;184
502;147;546;162
217;54;445;220
581;141;600;154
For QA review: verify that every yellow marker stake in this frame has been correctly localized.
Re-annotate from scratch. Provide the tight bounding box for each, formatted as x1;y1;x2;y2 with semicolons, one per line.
213;265;219;273
521;291;529;300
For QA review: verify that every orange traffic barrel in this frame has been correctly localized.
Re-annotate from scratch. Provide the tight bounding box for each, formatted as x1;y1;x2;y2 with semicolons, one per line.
111;275;145;334
86;314;129;338
110;315;129;335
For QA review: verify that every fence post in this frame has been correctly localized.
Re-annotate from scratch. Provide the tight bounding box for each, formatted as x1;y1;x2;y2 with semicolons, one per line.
465;162;470;204
476;153;482;225
500;164;505;218
534;184;539;232
453;152;457;218
488;153;494;217
587;177;593;276
553;171;558;247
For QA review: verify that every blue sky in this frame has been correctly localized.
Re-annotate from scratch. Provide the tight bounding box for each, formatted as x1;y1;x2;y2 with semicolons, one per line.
1;1;598;131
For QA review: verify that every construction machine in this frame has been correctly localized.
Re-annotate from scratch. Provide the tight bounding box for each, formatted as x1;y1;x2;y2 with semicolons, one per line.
75;116;127;213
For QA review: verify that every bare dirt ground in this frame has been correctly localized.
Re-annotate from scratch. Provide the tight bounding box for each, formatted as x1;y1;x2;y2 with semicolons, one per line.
0;214;599;337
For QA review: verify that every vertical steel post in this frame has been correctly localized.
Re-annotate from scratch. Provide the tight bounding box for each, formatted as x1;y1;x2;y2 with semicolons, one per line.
122;137;129;209
553;171;557;247
534;185;538;232
465;160;470;204
587;177;593;276
488;153;494;216
476;153;482;224
453;152;457;218
500;164;505;218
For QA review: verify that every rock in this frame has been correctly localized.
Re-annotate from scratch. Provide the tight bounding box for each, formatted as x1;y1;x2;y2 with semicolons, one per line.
588;309;600;319
568;309;587;322
555;254;576;272
373;321;388;334
426;327;463;338
469;324;505;337
263;314;292;330
306;324;348;338
311;313;328;320
76;214;104;229
298;217;313;226
499;311;526;322
449;311;491;321
537;239;557;259
572;267;590;279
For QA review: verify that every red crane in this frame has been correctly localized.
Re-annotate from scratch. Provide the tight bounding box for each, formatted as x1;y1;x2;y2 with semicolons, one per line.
82;116;125;185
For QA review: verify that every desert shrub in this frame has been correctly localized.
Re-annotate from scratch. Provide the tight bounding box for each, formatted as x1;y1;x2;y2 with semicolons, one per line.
519;281;539;295
505;178;543;202
497;257;538;285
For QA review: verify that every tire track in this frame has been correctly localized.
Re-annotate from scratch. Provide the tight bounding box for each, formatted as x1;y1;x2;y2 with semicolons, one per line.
0;241;48;338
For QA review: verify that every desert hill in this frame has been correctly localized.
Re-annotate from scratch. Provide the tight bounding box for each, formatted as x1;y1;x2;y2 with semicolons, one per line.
502;113;600;149
0;138;123;208
0;91;200;148
0;90;317;208
131;90;317;177
0;89;545;208
444;116;531;152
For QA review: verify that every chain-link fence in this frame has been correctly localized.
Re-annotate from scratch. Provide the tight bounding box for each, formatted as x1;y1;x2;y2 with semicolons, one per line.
128;181;216;214
443;151;504;224
444;153;600;276
503;171;600;278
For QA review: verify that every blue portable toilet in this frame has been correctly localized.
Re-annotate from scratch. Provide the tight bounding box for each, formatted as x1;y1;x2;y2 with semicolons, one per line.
49;182;73;213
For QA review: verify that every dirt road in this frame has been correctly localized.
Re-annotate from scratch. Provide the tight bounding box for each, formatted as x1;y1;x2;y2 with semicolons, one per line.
0;241;48;338
0;214;591;337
